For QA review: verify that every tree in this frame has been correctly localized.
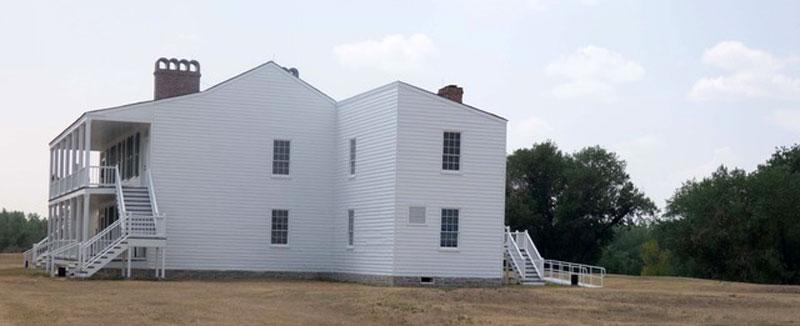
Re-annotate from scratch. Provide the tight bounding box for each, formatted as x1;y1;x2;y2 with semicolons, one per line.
0;209;47;253
662;144;800;284
597;225;652;275
506;141;657;263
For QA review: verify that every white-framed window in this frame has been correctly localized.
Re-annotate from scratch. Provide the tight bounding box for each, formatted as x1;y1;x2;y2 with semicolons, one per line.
347;209;355;247
409;206;426;224
349;138;356;176
271;209;289;245
442;132;461;171
272;140;290;175
440;208;459;248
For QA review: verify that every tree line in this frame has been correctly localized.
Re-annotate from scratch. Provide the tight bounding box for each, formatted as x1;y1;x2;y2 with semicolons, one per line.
0;209;47;253
507;142;800;285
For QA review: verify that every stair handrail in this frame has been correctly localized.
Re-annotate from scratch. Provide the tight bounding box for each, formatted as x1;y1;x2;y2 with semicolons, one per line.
504;229;528;281
114;165;127;218
79;214;128;271
146;168;164;236
522;230;545;279
147;168;160;217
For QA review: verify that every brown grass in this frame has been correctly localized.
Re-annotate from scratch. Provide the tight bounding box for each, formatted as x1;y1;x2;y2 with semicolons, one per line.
1;253;799;325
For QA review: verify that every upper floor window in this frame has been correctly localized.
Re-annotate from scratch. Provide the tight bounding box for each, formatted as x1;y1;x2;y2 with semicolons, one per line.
103;132;140;180
349;138;356;176
442;132;461;171
271;209;289;245
347;209;355;247
272;140;290;175
440;208;459;248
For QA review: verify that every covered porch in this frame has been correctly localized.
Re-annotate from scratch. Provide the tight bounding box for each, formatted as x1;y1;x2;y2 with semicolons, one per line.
49;118;151;199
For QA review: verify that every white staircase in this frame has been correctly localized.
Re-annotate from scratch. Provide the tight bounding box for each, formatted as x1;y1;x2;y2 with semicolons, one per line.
504;227;606;288
41;166;166;279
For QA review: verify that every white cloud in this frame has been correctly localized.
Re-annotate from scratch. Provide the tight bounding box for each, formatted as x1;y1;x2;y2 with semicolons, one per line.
766;109;800;133
333;34;436;73
509;116;555;151
545;46;645;101
680;146;739;181
613;135;663;161
688;41;800;101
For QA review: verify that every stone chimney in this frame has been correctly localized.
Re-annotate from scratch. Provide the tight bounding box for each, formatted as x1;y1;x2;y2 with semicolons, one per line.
154;58;201;100
437;85;463;103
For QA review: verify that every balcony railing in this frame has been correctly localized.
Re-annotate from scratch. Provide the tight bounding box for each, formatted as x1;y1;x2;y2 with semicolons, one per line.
50;166;117;199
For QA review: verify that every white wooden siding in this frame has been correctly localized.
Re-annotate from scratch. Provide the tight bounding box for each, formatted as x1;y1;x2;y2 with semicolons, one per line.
86;65;507;278
149;63;336;271
333;84;398;275
394;83;507;278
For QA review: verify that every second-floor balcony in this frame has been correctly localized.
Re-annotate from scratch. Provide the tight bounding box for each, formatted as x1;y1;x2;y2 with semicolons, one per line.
49;166;117;198
49;118;150;200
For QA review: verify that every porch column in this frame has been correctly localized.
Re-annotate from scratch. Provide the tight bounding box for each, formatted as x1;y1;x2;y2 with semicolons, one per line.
49;146;54;190
82;194;90;242
84;121;92;184
56;141;61;180
60;140;65;180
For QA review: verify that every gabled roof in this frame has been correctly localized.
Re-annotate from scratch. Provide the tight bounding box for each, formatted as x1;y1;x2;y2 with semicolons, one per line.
50;61;335;145
397;82;507;122
51;61;506;144
338;81;507;123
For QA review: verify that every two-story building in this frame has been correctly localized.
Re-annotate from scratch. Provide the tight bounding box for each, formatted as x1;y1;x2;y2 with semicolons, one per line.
29;58;509;286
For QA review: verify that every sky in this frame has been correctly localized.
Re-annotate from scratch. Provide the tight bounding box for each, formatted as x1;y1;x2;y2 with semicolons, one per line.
0;0;798;216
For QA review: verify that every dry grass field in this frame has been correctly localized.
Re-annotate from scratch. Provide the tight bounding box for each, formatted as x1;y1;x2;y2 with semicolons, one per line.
1;253;799;325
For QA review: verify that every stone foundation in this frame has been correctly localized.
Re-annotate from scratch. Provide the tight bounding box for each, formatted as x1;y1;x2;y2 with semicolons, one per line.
84;268;501;287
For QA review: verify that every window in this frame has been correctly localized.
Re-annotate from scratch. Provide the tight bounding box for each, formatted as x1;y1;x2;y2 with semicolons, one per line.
440;209;459;248
409;206;426;224
347;209;355;247
126;136;134;179
442;132;461;171
272;140;290;175
133;133;140;177
271;209;289;245
349;138;356;176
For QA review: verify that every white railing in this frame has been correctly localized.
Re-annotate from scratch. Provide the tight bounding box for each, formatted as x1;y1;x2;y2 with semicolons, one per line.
114;165;127;217
49;240;80;261
88;166;117;187
50;165;118;198
543;259;606;288
506;229;544;279
146;169;166;236
79;215;126;271
503;230;528;281
127;215;158;236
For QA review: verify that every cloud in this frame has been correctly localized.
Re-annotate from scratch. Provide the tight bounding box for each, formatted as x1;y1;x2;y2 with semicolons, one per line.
545;46;644;101
613;135;663;161
509;116;555;151
688;41;800;101
680;146;739;181
333;34;436;73
766;109;800;133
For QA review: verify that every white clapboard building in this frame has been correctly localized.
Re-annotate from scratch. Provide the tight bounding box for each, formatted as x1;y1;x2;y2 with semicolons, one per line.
25;58;604;287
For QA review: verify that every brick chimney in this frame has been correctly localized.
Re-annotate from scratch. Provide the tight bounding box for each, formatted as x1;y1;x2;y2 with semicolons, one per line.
154;58;201;100
437;85;463;103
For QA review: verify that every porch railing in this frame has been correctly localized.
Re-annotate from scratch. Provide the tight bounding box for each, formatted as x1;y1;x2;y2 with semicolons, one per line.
49;165;118;199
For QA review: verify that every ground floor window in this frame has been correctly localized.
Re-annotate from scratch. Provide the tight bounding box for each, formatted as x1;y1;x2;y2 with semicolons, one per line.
348;209;355;247
271;209;289;245
440;209;459;248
